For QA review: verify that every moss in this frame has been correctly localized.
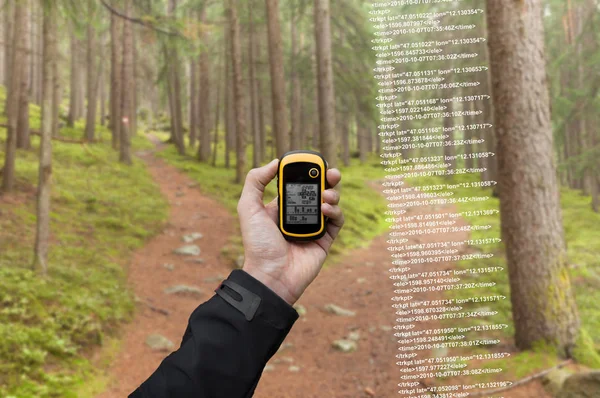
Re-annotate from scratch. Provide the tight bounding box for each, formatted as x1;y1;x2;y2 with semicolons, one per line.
0;85;168;396
572;328;600;369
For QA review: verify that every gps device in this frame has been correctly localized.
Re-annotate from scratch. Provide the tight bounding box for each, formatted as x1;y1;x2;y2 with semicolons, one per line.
277;150;329;241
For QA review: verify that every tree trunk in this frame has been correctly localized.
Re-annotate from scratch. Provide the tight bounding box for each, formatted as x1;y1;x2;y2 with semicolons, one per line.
486;0;580;355
1;1;25;193
85;1;99;142
16;1;30;150
197;6;211;162
248;0;260;168
265;0;289;157
33;1;57;275
189;59;198;148
110;12;121;149
3;0;13;115
67;31;80;127
255;35;266;162
290;1;302;150
443;101;456;174
229;0;246;183
212;49;223;167
314;0;336;167
119;0;134;165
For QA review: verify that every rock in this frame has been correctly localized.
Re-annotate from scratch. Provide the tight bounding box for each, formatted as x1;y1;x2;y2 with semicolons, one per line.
356;278;367;284
236;255;245;268
164;285;203;297
146;334;174;352
368;326;377;333
379;325;392;332
293;304;307;316
277;342;294;353
365;261;375;267
273;356;294;364
364;387;376;396
332;339;357;353
173;245;201;256
187;182;199;188
185;257;206;264
347;331;361;341
203;275;225;283
263;364;275;372
324;303;356;317
432;346;449;358
176;192;185;197
288;365;301;372
182;232;203;243
542;368;574;397
558;371;600;398
163;263;175;271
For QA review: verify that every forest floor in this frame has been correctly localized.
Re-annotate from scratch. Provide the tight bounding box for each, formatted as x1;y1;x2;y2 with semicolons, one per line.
95;139;551;398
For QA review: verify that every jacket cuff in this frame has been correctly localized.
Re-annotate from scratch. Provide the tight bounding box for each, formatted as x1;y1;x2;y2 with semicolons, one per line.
225;269;299;330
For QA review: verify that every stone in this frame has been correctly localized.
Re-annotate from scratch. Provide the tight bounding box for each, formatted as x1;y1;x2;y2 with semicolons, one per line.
164;285;203;297
380;325;392;332
365;261;375;267
432;346;449;358
263;364;275;372
203;275;225;283
324;303;356;317
357;278;367;284
558;371;600;398
146;334;174;352
236;255;245;268
542;368;574;397
176;192;185;197
364;387;376;397
163;263;175;271
288;366;301;372
332;339;357;353
347;331;361;341
277;342;294;353
182;232;203;243
173;245;201;256
273;356;294;364
185;258;206;264
293;304;307;317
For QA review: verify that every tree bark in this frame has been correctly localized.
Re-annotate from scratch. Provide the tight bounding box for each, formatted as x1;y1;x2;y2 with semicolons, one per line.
119;0;134;165
486;0;580;355
229;0;246;183
189;59;198;148
248;0;260;168
33;1;57;275
1;1;25;193
3;0;13;115
197;6;211;162
290;1;302;150
265;0;289;157
443;101;456;174
16;1;31;150
314;0;336;167
85;0;99;142
110;12;121;149
67;31;80;127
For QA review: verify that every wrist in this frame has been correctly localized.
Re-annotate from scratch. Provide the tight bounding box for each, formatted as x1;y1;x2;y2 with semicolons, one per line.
242;265;297;306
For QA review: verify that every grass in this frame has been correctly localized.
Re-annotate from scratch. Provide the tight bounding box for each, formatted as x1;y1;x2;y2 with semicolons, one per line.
0;87;168;397
153;131;391;266
408;165;600;381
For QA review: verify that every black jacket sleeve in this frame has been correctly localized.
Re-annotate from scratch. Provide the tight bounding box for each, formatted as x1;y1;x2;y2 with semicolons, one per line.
129;269;299;398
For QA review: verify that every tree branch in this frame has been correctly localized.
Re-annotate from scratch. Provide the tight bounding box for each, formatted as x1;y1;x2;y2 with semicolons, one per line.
99;0;183;38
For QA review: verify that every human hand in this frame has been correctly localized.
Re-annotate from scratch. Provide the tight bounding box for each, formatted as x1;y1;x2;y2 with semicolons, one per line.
237;159;344;306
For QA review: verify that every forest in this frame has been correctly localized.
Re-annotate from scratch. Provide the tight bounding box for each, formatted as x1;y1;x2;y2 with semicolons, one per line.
0;0;599;397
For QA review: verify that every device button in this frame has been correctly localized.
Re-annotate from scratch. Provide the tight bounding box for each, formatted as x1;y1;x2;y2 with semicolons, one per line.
309;168;319;178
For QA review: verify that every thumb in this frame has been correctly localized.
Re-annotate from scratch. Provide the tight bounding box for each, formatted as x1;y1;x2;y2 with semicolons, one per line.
238;159;279;215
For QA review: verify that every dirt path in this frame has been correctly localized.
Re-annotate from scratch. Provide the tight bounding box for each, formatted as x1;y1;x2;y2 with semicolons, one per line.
96;145;549;398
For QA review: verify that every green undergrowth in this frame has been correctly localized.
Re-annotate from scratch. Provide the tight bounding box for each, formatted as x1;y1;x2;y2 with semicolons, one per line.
0;87;168;397
152;131;390;266
409;169;600;381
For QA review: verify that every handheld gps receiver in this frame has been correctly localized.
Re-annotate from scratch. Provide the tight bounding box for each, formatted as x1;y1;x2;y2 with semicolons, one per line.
277;150;329;241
